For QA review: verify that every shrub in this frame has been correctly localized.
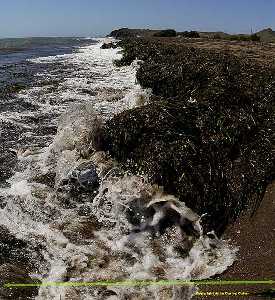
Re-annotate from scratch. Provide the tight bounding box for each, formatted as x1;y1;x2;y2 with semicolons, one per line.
250;34;260;41
229;34;260;42
213;34;222;40
154;29;177;37
179;31;200;38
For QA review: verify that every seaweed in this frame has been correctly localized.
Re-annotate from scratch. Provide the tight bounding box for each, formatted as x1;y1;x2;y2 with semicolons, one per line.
103;39;275;234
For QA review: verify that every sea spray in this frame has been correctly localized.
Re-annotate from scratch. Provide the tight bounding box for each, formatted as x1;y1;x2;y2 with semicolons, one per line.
0;40;237;300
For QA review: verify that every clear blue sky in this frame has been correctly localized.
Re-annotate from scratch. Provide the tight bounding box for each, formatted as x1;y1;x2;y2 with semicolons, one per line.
0;0;274;38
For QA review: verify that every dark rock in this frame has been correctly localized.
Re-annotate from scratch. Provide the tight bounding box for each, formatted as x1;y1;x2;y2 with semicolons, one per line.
0;225;29;266
125;198;155;227
77;205;92;216
58;162;100;200
100;42;118;49
69;162;100;191
0;263;40;299
0;225;44;272
0;194;7;208
31;172;56;188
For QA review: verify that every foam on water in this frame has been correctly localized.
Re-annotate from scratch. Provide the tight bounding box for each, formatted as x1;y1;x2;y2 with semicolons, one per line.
0;39;237;300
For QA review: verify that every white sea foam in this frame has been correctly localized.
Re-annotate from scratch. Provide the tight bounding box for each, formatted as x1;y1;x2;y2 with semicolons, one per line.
0;39;237;300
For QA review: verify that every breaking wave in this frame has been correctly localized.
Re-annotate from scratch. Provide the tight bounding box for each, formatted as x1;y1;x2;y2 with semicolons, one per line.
0;39;237;299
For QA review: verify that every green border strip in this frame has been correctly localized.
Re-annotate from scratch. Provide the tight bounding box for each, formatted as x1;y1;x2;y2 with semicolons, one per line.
4;280;275;288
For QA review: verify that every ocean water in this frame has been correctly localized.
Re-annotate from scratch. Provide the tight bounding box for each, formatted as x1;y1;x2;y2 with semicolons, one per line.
0;38;237;299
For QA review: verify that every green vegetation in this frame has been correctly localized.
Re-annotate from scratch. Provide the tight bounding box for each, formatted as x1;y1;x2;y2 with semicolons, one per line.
178;31;200;38
153;29;177;37
229;34;260;42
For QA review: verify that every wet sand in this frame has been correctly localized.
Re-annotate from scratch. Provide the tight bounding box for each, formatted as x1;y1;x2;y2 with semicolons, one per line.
194;181;275;299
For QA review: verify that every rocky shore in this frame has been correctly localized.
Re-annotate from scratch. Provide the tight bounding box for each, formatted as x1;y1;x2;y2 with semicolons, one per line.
101;36;275;296
102;38;275;234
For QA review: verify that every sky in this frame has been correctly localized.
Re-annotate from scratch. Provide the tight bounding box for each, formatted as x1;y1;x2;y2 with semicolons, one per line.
0;0;274;38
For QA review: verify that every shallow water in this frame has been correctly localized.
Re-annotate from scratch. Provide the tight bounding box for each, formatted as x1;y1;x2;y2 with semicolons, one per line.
0;39;237;299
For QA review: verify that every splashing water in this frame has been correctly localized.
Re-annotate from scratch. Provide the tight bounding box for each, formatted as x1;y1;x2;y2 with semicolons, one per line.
0;39;237;300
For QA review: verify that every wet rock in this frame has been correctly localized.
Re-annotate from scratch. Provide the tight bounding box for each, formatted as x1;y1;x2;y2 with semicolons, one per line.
125;198;155;227
0;194;7;208
71;162;99;188
100;42;118;49
0;225;29;266
81;88;96;96
68;161;100;191
0;225;44;272
60;216;101;244
58;162;100;200
31;172;56;188
77;204;92;216
0;264;40;299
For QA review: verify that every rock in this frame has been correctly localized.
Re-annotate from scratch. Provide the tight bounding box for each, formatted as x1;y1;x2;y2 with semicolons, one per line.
77;205;92;216
0;194;7;209
60;216;101;244
69;161;100;191
58;161;100;199
0;263;40;299
0;225;29;266
31;172;56;188
125;198;155;227
100;42;118;49
0;225;44;272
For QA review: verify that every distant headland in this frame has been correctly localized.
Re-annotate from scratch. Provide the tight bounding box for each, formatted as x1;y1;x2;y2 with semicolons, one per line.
107;27;275;42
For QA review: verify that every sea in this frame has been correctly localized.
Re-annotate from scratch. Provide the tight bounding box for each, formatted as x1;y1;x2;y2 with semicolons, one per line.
0;37;237;299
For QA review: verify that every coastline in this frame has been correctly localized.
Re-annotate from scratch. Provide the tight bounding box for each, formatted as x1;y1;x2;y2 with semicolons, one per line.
193;181;275;299
222;181;275;281
0;35;274;299
103;36;275;287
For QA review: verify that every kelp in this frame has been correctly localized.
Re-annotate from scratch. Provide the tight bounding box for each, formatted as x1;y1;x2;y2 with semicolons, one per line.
103;39;275;235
